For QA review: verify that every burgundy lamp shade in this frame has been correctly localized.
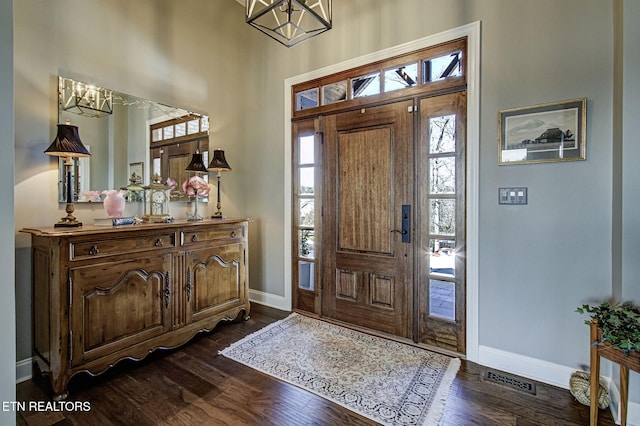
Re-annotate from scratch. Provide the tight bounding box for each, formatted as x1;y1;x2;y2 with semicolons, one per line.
185;148;208;173
45;123;91;227
44;124;91;158
207;149;232;172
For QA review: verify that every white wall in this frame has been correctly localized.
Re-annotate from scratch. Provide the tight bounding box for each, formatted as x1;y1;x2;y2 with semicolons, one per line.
622;0;640;409
238;0;638;409
12;0;639;416
1;0;16;423
244;0;614;343
13;0;252;361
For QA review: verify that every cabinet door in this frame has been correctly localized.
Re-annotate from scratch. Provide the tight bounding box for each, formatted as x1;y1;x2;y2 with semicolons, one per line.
185;243;245;323
69;255;171;367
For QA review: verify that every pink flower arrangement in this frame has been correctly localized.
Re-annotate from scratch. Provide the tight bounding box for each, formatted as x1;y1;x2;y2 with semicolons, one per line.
182;176;210;197
165;177;177;190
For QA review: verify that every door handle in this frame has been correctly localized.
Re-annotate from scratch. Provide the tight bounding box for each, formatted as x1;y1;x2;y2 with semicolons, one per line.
392;205;411;243
401;204;411;243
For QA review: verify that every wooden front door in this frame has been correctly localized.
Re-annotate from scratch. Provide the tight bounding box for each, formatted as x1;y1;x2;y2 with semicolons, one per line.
321;100;414;338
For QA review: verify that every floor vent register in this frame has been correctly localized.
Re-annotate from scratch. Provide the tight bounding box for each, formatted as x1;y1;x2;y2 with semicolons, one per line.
484;369;537;395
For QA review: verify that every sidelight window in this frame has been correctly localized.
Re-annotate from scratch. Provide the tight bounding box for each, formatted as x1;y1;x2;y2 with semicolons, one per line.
293;130;317;292
426;114;458;320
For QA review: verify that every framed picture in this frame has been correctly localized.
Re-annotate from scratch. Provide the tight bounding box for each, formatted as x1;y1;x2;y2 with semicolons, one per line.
128;161;144;184
498;98;586;165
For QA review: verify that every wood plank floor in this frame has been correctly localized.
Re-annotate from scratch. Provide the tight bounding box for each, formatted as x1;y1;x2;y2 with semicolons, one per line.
17;304;616;425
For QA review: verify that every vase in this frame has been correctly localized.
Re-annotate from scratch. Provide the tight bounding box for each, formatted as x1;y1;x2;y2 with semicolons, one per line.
103;190;126;218
187;196;203;221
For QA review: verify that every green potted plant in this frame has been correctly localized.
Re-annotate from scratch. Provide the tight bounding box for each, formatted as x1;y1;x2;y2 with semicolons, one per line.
576;301;640;355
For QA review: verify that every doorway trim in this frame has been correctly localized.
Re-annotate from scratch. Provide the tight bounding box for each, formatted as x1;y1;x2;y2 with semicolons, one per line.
283;21;480;362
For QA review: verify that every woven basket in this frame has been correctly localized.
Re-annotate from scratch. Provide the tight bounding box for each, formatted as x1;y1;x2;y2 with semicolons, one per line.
569;371;610;409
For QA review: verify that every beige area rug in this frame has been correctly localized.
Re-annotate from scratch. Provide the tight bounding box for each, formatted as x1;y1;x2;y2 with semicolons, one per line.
220;313;460;426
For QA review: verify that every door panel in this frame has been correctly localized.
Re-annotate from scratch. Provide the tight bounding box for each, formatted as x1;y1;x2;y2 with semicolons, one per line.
322;101;413;337
337;127;392;254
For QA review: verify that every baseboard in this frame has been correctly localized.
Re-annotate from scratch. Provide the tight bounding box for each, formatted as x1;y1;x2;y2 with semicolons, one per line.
607;375;640;425
478;345;576;389
478;345;640;425
16;357;32;383
249;289;291;311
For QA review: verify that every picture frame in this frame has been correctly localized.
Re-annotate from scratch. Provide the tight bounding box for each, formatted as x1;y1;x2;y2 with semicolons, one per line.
128;161;144;184
498;98;586;165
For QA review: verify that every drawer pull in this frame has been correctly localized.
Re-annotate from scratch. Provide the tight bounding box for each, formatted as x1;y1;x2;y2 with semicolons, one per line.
230;230;237;238
191;234;199;242
155;238;163;247
88;245;100;256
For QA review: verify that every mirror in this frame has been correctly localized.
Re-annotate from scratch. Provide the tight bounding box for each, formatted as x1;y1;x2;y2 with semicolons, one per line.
57;76;209;203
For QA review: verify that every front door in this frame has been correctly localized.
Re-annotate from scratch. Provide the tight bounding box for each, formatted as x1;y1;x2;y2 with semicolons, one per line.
321;100;414;338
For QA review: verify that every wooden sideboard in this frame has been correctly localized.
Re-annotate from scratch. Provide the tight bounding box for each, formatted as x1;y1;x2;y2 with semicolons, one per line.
21;219;250;400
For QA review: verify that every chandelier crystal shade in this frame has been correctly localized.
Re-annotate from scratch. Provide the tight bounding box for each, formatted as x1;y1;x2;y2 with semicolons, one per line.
246;0;332;48
59;76;113;118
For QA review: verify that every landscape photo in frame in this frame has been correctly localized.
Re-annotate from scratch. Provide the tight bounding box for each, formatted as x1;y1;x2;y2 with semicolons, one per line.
498;98;586;165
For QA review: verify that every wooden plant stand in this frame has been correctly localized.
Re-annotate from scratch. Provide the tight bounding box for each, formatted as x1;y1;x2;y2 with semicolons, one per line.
590;320;640;425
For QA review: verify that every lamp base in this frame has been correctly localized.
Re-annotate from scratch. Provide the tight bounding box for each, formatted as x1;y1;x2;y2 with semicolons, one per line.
55;204;82;227
53;217;82;228
54;221;82;228
211;212;226;219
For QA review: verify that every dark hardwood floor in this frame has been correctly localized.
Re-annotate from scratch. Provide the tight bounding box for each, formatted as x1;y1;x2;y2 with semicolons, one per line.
17;304;616;425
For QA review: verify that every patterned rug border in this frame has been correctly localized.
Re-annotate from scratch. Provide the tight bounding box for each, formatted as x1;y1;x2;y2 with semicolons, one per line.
220;313;460;426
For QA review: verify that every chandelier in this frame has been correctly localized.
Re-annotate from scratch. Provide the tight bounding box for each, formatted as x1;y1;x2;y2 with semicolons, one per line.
59;77;113;118
246;0;332;48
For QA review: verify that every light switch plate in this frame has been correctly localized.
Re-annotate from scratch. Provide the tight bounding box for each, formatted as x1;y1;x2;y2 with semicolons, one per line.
499;187;527;205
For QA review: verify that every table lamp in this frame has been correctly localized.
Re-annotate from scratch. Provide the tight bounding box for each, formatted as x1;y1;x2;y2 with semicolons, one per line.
207;148;232;218
44;123;91;227
185;148;209;221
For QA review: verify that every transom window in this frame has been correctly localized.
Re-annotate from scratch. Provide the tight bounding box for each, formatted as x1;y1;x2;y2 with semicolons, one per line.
293;39;466;117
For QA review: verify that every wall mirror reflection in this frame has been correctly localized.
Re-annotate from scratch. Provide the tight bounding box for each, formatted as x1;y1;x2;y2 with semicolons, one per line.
57;76;209;203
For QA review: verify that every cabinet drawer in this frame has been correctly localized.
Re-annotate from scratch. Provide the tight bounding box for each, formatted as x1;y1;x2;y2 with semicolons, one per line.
71;233;176;260
181;225;244;246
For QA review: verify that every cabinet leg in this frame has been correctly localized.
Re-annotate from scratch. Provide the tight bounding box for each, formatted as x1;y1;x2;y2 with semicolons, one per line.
52;390;69;402
51;375;70;401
